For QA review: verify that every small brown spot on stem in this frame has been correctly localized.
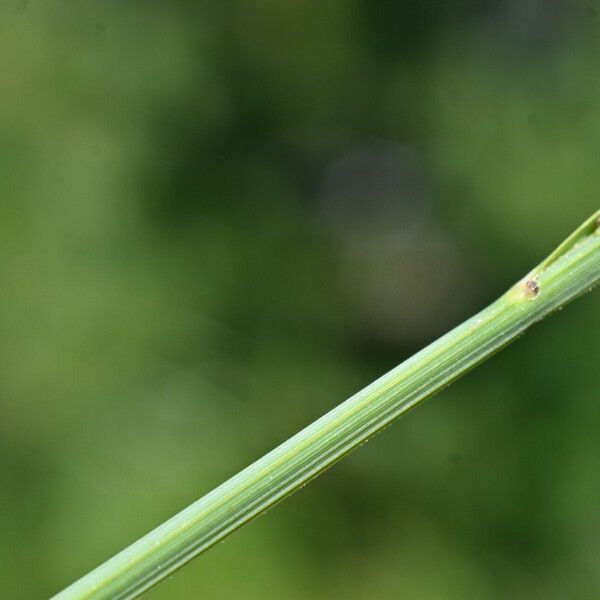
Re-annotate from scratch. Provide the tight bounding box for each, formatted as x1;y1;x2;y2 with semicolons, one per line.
525;279;540;297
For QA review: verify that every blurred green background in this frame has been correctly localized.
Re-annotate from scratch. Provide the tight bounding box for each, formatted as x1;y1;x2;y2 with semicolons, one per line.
1;2;599;598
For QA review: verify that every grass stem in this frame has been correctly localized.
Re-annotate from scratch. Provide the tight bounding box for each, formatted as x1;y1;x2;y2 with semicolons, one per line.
53;210;600;600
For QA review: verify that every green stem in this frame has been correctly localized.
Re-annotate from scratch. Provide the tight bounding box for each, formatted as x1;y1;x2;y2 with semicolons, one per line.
54;210;600;600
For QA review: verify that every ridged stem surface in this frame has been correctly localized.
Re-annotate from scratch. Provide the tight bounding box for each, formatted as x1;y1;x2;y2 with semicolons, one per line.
54;211;600;600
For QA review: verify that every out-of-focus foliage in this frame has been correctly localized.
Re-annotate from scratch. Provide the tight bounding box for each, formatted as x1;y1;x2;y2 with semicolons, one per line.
0;2;598;598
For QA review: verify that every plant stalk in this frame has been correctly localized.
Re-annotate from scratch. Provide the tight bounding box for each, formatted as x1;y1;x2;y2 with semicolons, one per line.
53;210;600;600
